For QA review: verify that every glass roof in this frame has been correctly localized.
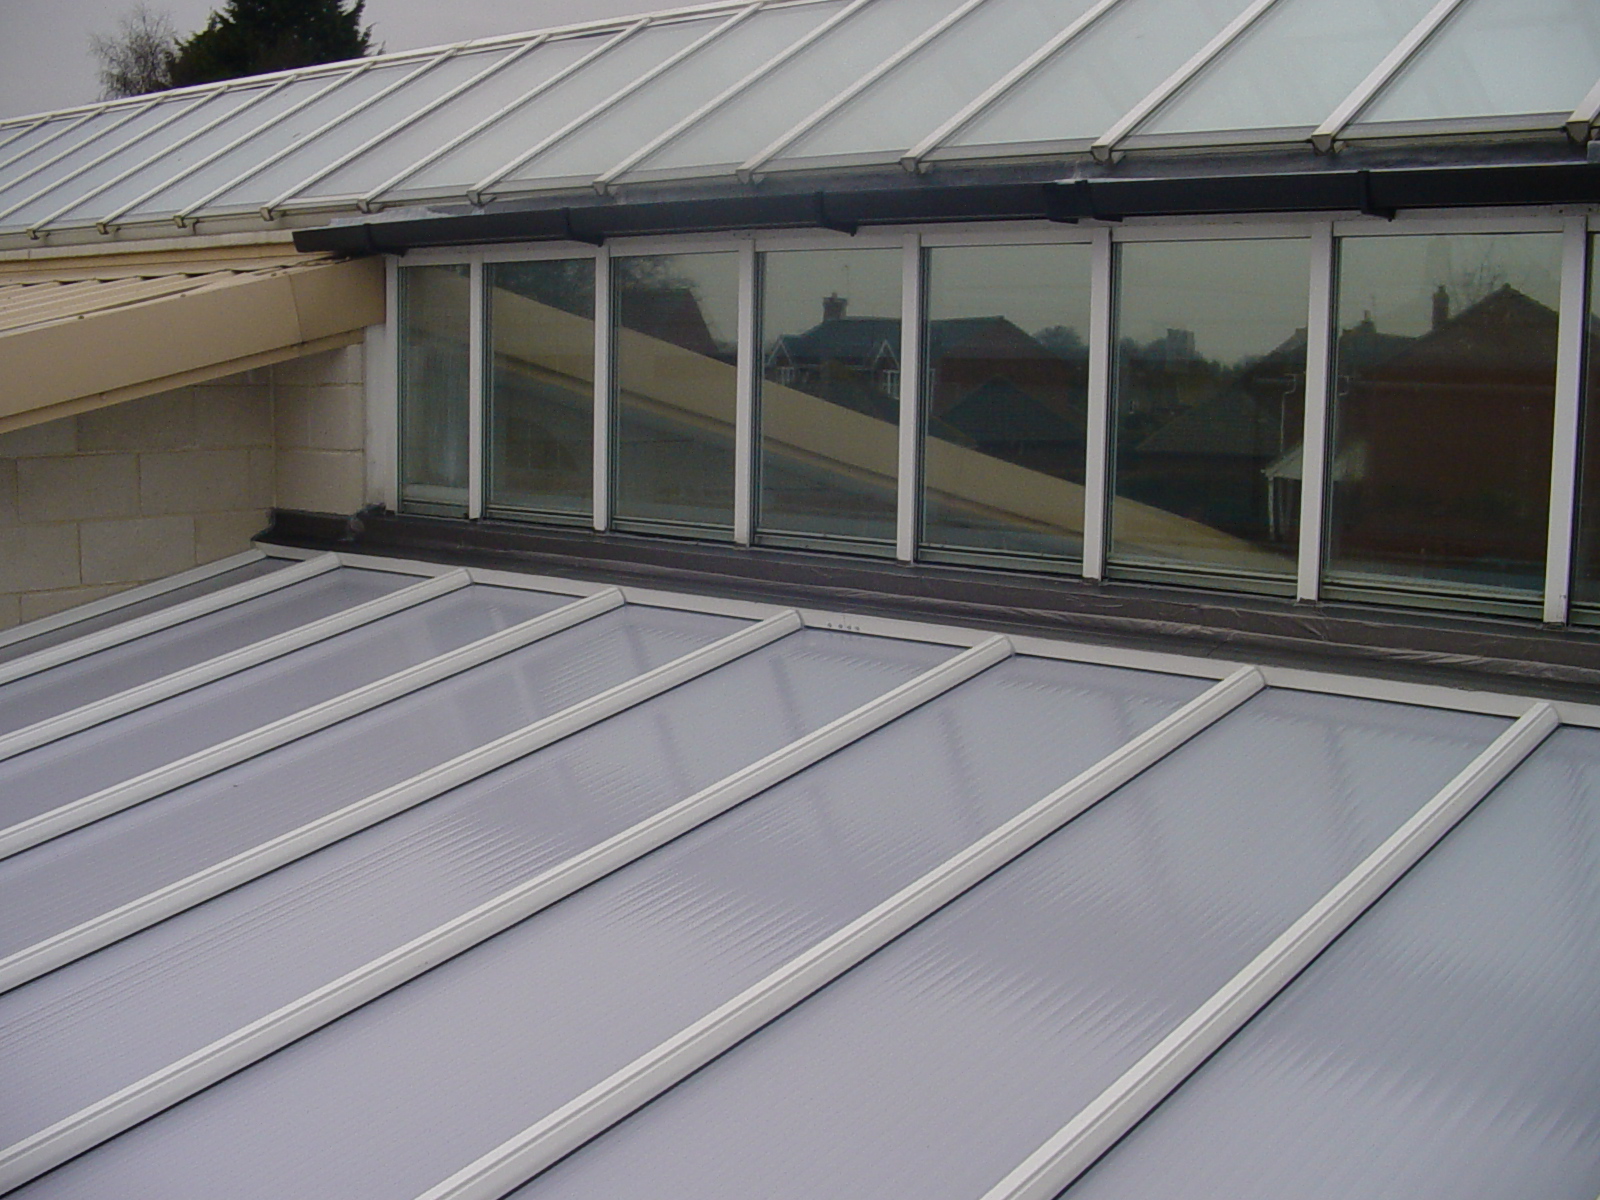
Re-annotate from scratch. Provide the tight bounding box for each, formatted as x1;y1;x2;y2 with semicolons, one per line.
0;0;1591;240
0;548;1594;1199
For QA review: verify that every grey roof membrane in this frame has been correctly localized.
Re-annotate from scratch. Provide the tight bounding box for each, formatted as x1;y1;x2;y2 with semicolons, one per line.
0;551;1596;1200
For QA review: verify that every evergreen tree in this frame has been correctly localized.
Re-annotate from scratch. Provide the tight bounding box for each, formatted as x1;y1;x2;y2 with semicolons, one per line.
169;0;374;88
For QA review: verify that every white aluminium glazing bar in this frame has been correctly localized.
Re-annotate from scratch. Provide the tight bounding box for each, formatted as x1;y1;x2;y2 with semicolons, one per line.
1297;224;1335;602
470;4;763;204
896;232;924;562
737;0;991;180
0;112;98;178
1543;217;1591;624
0;549;263;654
468;258;486;520
0;630;1004;1196
361;21;651;211
0;602;797;1003
733;239;758;544
593;246;614;532
0;570;469;765
1309;0;1469;152
0;116;52;158
0;105;151;208
899;0;1130;171
1567;75;1600;142
415;663;1265;1200
172;63;378;226
266;38;548;214
594;0;875;191
92;75;301;232
1081;226;1114;580
0;553;338;690
978;699;1558;1200
1090;0;1288;161
0;584;613;866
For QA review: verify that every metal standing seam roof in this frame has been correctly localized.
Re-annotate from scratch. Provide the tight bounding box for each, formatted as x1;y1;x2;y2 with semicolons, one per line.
0;544;1596;1198
0;0;1595;245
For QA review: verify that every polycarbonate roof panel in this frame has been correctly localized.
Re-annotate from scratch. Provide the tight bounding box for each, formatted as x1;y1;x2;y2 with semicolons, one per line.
0;628;951;1150
0;566;408;736
502;2;839;188
1139;0;1440;137
512;692;1504;1200
12;654;1206;1198
634;0;972;176
0;100;186;215
777;0;1094;165
946;0;1252;152
0;556;287;666
1062;725;1600;1200
0;604;742;960
0;583;567;832
1358;0;1600;126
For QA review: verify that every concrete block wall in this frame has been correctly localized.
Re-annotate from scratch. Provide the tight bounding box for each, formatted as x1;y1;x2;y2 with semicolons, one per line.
0;344;367;632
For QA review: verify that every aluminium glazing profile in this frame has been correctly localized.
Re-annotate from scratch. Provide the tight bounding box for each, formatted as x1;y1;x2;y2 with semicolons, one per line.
1567;75;1600;142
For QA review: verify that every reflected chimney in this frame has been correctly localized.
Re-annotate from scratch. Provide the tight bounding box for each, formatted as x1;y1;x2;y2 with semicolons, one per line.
823;292;848;322
1432;284;1450;331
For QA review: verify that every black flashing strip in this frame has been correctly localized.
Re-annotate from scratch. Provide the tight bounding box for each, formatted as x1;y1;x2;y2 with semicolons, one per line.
292;163;1598;254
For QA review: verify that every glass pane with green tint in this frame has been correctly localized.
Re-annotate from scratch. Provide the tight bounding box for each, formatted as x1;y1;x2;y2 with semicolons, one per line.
399;263;470;515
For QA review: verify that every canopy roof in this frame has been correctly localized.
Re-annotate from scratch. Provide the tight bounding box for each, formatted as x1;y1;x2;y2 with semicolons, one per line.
0;0;1596;247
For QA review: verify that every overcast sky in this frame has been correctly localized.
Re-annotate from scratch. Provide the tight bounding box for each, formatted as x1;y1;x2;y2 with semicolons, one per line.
0;0;666;118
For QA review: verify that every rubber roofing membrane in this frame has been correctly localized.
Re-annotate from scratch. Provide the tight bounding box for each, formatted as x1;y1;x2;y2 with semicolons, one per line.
0;544;1596;1199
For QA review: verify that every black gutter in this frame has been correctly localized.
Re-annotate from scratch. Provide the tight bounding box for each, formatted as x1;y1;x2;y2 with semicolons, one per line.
293;163;1600;253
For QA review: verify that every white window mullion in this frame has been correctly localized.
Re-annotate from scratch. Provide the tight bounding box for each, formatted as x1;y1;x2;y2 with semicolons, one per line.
1543;216;1591;624
896;233;925;562
593;244;614;532
1082;226;1114;580
1297;223;1336;602
734;239;758;545
466;257;485;520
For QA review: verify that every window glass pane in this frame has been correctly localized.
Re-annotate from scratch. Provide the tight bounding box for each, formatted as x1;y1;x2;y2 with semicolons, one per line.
399;263;470;514
1110;239;1307;582
1572;237;1600;612
1327;232;1561;598
759;247;900;547
487;259;595;519
921;243;1090;564
613;252;739;534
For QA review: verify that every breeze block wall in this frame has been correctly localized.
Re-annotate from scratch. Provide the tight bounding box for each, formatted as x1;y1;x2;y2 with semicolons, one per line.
0;344;367;632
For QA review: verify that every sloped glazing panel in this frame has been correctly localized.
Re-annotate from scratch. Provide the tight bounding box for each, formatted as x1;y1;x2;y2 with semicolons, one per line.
1109;238;1307;585
9;656;1207;1199
0;629;952;1152
1358;0;1600;125
1139;0;1437;137
1061;726;1600;1200
781;0;1094;164
399;263;470;515
487;258;596;520
613;252;739;535
0;100;184;216
637;0;972;176
946;0;1249;153
920;242;1091;565
1573;235;1600;617
758;246;900;549
503;3;839;187
1325;232;1561;602
511;692;1504;1200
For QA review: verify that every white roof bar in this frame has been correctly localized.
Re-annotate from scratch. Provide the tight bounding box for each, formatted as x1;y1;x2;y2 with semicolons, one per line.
900;0;1131;170
0;91;219;225
1310;0;1470;153
0;113;100;178
0;104;151;205
265;38;550;215
0;606;797;1002
471;4;764;204
0;552;337;691
0;548;263;655
0;570;468;766
979;700;1557;1200
0;114;60;158
738;0;992;181
1090;0;1287;162
0;625;999;1194
1567;74;1600;142
417;664;1266;1200
90;75;302;232
360;19;651;211
594;0;875;192
171;63;379;227
0;583;615;866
